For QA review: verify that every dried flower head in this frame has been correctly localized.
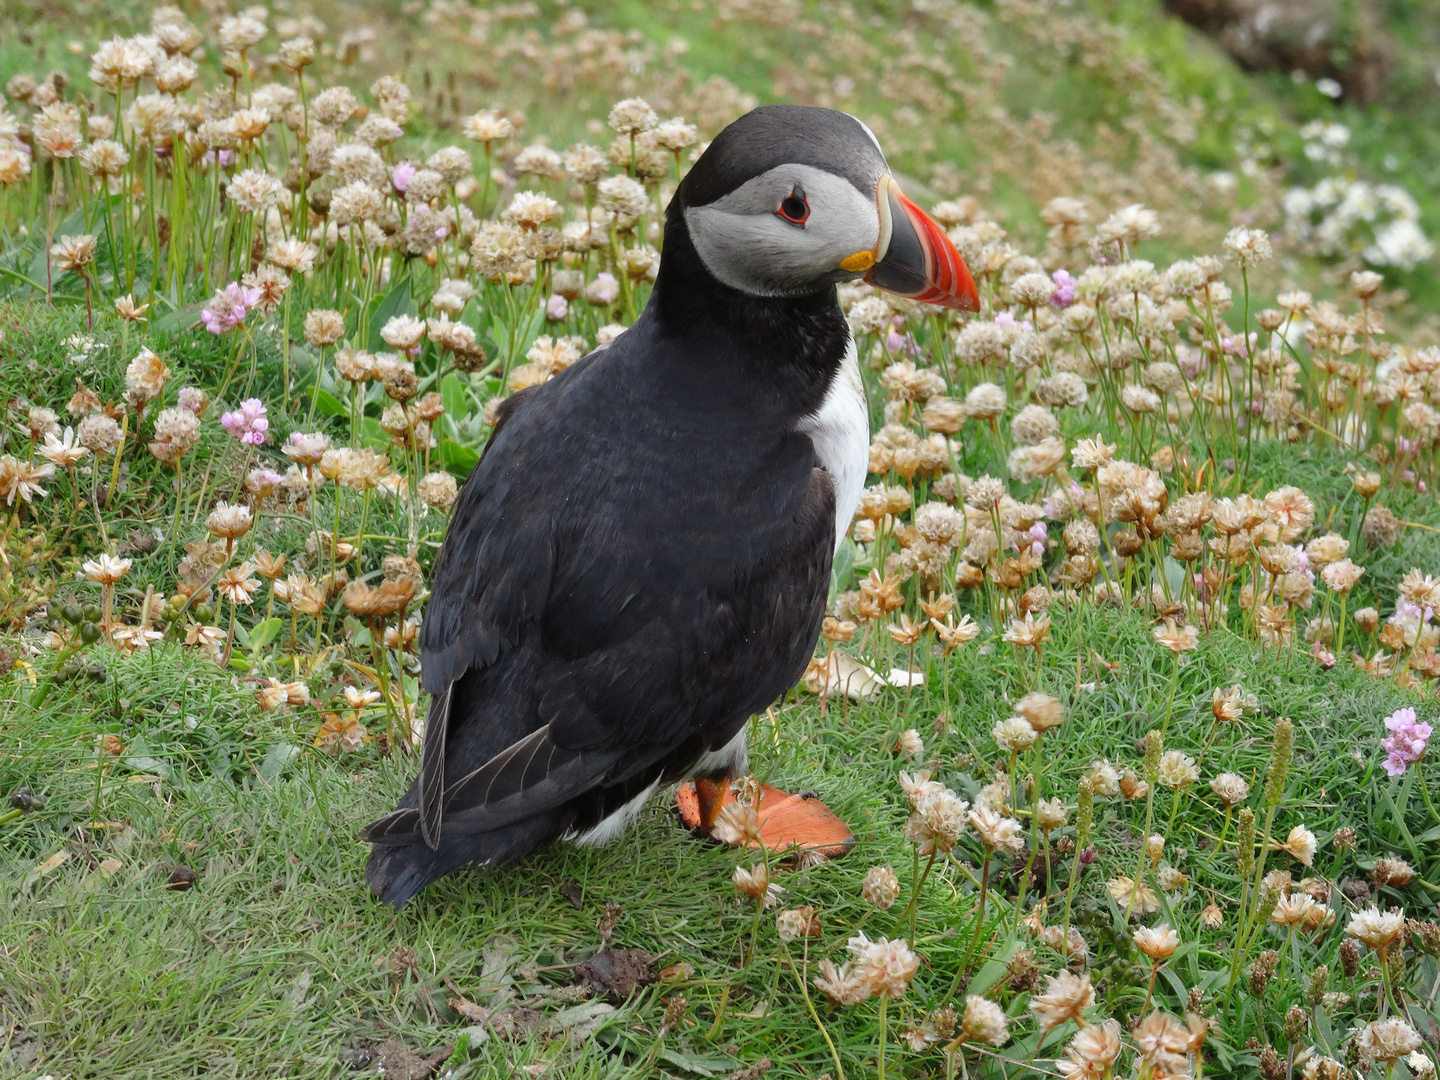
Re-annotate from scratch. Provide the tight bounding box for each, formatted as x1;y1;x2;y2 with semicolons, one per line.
861;866;901;909
1029;970;1095;1032
1346;906;1405;953
1153;619;1199;655
1134;923;1180;960
775;905;821;942
1107;875;1159;915
1057;1018;1122;1080
732;863;781;907
1281;824;1317;865
1013;692;1064;732
1209;772;1250;806
968;805;1024;852
958;994;1009;1047
1357;1018;1422;1065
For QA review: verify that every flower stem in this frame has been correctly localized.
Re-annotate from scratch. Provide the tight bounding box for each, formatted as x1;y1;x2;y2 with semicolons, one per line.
1415;760;1440;824
784;946;846;1080
945;851;991;1005
877;995;888;1080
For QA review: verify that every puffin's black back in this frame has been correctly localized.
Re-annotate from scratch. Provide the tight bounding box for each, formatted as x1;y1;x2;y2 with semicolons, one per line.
363;108;858;907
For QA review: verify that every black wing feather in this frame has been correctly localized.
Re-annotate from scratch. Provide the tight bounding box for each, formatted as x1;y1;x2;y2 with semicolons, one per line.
365;725;631;843
417;685;450;849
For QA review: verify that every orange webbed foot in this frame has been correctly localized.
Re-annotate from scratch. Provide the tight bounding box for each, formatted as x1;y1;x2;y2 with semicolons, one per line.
676;780;853;862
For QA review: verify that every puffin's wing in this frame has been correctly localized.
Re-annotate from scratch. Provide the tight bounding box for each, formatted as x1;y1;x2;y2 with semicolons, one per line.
405;393;556;847
370;449;837;849
536;450;838;756
415;684;450;846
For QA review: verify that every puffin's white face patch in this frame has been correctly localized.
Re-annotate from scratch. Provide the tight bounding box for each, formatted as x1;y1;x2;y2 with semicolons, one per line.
685;164;879;298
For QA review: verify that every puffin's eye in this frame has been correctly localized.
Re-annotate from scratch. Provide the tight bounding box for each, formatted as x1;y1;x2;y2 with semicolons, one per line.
776;185;809;226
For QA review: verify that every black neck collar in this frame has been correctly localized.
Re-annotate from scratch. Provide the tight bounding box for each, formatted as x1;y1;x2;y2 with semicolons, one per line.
640;197;851;420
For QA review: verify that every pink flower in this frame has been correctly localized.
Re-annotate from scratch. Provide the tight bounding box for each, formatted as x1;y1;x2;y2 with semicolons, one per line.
391;161;417;194
177;387;207;414
1028;522;1048;559
1221;332;1258;357
201;282;262;335
587;272;620;306
1049;269;1076;308
203;148;235;167
221;398;269;446
1381;706;1431;777
1310;641;1335;669
1177;351;1205;380
245;467;284;497
545;293;568;321
885;329;920;356
1392;600;1425;625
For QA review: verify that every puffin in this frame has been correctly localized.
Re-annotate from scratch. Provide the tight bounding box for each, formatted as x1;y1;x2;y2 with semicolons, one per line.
363;105;978;908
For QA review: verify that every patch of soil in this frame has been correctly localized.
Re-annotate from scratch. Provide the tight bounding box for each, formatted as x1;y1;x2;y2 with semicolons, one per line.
372;1037;452;1080
573;948;656;1003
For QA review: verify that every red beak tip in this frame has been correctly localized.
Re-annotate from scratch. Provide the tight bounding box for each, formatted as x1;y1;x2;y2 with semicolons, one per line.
897;190;980;313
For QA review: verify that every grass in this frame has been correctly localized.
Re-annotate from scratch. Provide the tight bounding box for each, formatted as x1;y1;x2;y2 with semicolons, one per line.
3;569;1436;1078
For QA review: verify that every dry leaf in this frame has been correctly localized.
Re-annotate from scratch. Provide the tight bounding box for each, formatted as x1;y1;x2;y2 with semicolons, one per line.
558;879;583;909
447;994;488;1023
24;849;70;887
803;651;886;700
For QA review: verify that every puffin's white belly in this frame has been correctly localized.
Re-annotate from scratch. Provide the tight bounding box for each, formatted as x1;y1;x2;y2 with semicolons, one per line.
797;336;869;553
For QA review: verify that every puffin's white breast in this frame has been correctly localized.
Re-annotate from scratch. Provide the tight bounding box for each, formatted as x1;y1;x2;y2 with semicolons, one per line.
796;336;869;554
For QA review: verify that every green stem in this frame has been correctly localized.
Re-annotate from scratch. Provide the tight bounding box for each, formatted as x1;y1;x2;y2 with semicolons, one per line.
1140;962;1159;1017
1227;800;1279;997
891;848;937;945
1060;840;1085;940
877;995;888;1080
1160;654;1180;739
1163;785;1185;847
784;947;846;1080
1416;760;1440;824
945;851;991;1005
1128;783;1157;919
1205;804;1233;867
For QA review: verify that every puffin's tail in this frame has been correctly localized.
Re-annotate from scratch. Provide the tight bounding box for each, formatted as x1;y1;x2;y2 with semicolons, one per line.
363;813;575;907
364;842;455;909
362;725;636;907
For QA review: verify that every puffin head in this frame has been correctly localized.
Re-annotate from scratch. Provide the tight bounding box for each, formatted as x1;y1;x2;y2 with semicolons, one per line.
672;105;979;312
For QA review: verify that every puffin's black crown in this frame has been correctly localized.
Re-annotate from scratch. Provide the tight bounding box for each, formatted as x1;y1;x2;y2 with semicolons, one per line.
677;105;888;209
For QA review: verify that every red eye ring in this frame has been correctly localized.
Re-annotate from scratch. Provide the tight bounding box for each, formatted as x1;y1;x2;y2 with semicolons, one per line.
776;185;809;226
